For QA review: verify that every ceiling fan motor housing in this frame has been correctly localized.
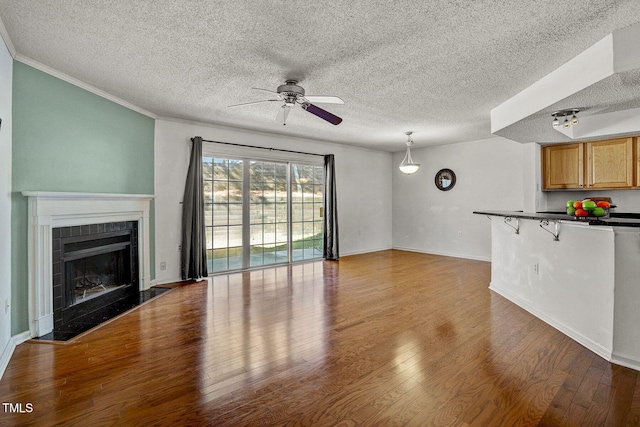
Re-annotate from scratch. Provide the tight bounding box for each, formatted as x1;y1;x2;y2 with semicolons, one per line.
277;81;305;107
277;81;305;97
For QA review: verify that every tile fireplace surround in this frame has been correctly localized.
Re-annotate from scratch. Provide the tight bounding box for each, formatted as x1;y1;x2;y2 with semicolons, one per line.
22;191;154;338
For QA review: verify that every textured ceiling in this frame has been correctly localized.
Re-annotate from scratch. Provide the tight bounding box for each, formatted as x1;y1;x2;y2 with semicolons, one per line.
1;1;640;152
495;68;640;144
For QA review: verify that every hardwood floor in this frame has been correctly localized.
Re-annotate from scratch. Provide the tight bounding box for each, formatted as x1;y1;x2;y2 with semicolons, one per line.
2;250;640;426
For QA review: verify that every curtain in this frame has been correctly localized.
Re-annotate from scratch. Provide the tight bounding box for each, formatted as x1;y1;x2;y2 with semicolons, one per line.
323;154;339;260
181;136;208;280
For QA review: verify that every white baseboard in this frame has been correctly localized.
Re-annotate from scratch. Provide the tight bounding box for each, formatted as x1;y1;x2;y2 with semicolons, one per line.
340;245;393;257
0;337;16;381
13;331;31;345
489;282;613;362
392;246;491;262
150;277;183;286
611;352;640;371
0;331;39;380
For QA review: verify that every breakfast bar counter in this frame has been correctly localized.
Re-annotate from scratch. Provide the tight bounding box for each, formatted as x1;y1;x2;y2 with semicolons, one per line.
475;210;640;371
474;209;640;227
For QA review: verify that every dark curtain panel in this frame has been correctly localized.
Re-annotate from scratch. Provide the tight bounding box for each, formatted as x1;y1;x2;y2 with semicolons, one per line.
181;136;208;280
323;154;339;260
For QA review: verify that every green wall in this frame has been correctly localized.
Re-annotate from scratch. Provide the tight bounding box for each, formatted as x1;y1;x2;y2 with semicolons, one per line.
11;62;155;334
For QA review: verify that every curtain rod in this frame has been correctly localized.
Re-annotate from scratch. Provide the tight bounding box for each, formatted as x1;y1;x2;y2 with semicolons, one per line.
193;137;325;157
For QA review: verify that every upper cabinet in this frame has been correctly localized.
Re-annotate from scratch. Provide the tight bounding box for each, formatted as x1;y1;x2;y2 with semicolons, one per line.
585;137;634;189
542;143;584;190
542;137;637;191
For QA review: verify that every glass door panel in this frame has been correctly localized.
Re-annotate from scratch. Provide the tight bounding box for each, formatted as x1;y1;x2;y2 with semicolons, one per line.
204;156;323;274
291;164;324;261
204;157;244;273
249;161;288;268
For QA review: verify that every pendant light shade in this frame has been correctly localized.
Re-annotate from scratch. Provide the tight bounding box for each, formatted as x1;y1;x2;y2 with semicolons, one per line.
399;131;420;174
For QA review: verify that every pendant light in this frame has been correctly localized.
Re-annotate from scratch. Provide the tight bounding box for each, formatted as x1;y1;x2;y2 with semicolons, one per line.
399;131;420;174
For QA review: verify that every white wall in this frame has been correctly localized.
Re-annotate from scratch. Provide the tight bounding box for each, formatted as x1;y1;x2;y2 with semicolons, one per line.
612;227;640;369
0;36;13;377
489;218;616;361
154;118;393;284
392;137;524;261
522;142;547;212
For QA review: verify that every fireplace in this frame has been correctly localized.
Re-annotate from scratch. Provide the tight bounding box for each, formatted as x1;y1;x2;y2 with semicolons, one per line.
52;221;138;331
22;191;153;338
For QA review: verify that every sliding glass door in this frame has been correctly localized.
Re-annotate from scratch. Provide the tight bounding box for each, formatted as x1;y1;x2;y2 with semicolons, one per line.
203;156;323;273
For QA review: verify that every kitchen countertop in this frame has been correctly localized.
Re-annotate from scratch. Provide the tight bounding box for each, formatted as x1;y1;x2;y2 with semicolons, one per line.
473;210;640;227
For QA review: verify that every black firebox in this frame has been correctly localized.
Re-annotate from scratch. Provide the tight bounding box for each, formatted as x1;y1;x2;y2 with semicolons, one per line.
51;221;139;335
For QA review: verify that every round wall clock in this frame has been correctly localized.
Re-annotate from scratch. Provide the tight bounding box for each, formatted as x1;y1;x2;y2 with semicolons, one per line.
435;168;456;191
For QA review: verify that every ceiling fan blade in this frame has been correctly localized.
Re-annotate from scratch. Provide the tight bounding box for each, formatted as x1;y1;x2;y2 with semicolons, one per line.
252;87;282;97
276;105;291;125
227;99;279;108
301;103;343;125
302;95;344;104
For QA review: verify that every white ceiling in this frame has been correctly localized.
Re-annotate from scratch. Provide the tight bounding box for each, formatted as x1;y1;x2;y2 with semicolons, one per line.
1;1;640;152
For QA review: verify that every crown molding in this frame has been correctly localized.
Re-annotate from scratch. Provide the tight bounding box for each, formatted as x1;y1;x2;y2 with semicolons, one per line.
0;15;16;58
1;14;156;119
14;54;157;119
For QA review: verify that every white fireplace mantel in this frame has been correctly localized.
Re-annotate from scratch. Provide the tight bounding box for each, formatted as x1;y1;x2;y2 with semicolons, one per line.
22;191;154;338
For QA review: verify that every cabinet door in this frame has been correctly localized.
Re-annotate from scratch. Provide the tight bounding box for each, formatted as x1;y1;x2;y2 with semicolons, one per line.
586;137;633;189
542;144;584;190
636;137;640;187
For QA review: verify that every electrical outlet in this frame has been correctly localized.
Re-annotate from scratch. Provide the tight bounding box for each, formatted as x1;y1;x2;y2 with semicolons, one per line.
178;244;182;252
160;262;167;271
532;263;539;275
458;231;463;238
4;299;9;314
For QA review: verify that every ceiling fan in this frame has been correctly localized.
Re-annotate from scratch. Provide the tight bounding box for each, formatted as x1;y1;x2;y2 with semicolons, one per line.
228;80;344;125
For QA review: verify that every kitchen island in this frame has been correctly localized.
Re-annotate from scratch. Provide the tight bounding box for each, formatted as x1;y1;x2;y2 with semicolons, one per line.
475;210;640;371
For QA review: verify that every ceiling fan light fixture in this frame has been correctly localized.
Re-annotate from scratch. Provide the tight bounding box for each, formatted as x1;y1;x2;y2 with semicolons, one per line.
399;131;420;175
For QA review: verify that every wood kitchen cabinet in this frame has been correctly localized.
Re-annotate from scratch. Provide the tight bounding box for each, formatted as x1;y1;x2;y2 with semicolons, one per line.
542;143;584;189
585;137;634;189
637;137;640;187
542;137;636;190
